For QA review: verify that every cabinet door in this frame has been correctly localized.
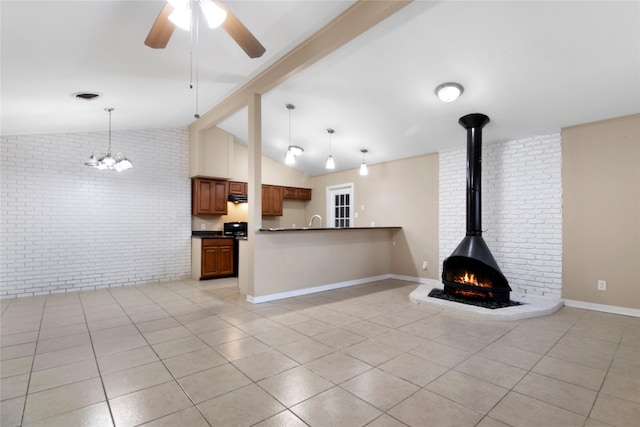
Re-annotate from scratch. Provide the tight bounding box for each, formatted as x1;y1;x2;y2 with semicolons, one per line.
212;180;228;214
262;185;283;216
202;246;222;277
218;246;234;276
192;178;228;215
228;181;247;196
283;187;298;199
297;188;312;201
201;239;235;278
283;186;312;201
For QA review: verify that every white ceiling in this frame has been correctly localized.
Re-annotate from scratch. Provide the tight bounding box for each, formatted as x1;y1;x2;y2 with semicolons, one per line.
2;1;639;177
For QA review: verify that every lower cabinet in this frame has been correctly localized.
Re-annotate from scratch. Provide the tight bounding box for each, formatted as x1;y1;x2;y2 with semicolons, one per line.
201;239;235;279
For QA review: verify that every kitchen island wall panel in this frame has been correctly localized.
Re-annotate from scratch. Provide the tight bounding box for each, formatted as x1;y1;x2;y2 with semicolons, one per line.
242;228;396;300
1;128;191;298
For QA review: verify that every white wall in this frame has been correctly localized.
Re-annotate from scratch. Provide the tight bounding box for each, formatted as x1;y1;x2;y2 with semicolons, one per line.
1;128;191;297
439;133;562;298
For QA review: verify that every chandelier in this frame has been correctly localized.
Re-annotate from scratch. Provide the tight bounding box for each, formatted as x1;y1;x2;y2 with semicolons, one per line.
84;108;132;171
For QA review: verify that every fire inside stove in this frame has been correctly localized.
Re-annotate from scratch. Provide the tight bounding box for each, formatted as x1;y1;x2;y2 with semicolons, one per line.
439;253;514;306
451;271;494;300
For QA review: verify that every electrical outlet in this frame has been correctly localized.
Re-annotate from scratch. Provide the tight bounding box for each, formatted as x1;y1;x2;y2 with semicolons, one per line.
422;261;428;270
597;280;607;291
200;224;206;230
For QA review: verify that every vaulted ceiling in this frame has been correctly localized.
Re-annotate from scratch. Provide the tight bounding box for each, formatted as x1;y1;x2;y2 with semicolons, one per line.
2;1;638;176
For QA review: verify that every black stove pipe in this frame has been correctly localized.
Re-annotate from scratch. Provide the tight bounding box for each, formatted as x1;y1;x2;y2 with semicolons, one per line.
459;113;490;237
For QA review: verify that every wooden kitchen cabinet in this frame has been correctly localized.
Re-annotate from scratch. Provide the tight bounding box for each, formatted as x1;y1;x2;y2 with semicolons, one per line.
201;239;234;279
228;181;248;196
262;185;283;216
283;186;312;201
192;178;228;215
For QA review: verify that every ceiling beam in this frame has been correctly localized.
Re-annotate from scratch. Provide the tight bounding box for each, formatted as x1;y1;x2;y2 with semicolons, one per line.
189;0;412;133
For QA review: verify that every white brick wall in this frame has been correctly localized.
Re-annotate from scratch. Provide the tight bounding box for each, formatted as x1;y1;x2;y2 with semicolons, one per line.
439;133;562;298
1;128;191;298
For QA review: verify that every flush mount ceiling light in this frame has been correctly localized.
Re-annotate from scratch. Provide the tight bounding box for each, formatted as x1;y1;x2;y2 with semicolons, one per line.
73;91;102;101
435;82;464;102
84;108;132;172
284;104;304;165
359;149;369;176
325;128;336;170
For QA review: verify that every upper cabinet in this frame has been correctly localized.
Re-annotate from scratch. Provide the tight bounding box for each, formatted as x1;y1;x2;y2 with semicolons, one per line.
283;187;312;201
190;127;234;179
228;181;248;196
192;178;228;215
262;185;284;216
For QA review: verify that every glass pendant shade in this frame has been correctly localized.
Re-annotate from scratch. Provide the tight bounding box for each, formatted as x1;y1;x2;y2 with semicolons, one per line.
114;157;132;172
84;154;99;167
285;148;295;165
326;155;335;170
101;153;116;168
359;148;368;176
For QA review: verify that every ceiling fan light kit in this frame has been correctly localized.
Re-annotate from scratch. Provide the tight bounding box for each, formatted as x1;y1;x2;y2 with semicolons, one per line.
200;0;227;28
145;0;265;58
435;82;464;102
84;108;132;172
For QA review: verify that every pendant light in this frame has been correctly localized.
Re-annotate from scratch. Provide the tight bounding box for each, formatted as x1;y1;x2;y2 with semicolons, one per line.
84;108;132;172
359;149;368;176
284;104;303;165
325;128;335;170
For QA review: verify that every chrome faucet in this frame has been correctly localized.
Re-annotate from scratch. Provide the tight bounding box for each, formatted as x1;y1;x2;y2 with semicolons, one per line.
308;214;322;227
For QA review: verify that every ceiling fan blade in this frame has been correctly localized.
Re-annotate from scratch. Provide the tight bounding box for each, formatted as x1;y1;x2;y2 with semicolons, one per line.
215;1;266;58
145;3;176;49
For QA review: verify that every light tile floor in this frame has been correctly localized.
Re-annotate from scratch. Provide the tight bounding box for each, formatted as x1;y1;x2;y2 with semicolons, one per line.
1;278;639;427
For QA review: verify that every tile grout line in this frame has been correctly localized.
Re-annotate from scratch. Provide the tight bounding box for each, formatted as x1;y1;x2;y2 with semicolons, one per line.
76;292;119;427
18;296;46;427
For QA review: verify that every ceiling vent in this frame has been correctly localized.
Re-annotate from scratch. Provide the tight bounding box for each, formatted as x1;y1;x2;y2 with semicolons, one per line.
73;92;102;101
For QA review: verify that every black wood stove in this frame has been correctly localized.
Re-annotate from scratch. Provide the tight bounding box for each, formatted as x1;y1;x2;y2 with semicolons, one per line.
439;113;512;305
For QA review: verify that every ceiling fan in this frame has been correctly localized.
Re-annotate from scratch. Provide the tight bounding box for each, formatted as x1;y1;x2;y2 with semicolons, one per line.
144;0;266;58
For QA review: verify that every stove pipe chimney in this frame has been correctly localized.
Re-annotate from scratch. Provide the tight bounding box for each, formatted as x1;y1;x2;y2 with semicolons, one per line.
460;113;490;237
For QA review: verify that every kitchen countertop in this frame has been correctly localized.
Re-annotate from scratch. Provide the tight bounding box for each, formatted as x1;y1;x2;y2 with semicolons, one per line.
191;231;230;239
259;226;401;232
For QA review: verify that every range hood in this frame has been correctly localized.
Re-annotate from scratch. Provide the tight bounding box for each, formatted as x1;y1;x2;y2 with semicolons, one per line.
228;194;248;203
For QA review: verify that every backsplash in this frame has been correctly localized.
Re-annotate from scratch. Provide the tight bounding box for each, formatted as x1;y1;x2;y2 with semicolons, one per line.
1;128;191;297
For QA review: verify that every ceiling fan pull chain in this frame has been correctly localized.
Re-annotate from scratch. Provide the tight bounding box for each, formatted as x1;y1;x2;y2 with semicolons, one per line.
194;4;200;119
189;1;194;90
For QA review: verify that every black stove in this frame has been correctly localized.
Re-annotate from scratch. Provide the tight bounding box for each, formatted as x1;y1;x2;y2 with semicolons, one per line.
224;222;248;238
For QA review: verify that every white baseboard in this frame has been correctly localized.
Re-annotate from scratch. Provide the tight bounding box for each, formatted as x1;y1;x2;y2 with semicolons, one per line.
563;299;640;318
246;274;392;304
390;275;441;286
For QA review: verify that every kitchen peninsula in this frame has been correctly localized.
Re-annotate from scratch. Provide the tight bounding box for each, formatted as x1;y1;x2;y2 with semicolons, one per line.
239;226;402;303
